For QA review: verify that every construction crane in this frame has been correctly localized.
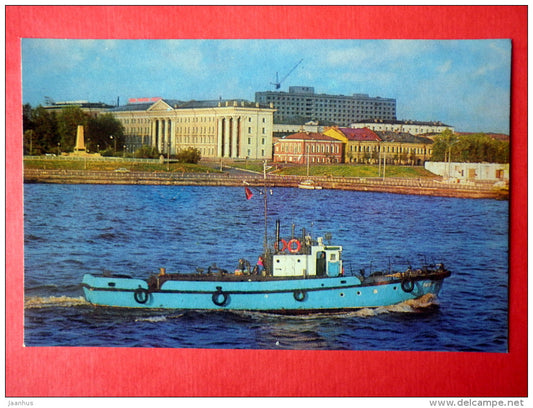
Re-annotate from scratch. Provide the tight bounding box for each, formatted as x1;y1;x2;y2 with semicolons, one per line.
271;59;303;90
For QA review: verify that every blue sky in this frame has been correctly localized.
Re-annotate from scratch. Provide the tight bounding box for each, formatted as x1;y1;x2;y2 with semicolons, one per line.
22;39;511;133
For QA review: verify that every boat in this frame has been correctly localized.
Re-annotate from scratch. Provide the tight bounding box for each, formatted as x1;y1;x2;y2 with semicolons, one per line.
298;179;322;190
81;162;451;312
82;226;450;312
297;150;322;189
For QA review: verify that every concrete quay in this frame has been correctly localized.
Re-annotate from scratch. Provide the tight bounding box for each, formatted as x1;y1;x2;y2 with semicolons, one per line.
23;168;509;200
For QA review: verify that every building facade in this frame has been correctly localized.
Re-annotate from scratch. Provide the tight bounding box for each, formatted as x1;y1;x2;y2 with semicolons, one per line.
43;100;115;117
351;119;454;135
109;98;276;160
425;161;509;182
273;132;344;164
324;127;382;164
324;127;434;165
376;131;434;165
255;86;396;126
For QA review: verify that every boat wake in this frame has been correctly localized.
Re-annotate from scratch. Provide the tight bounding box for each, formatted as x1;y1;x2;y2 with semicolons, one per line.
352;293;439;317
235;293;440;320
134;314;184;323
24;295;90;309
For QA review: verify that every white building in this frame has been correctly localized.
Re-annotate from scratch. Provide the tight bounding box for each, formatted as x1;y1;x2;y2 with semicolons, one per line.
255;86;396;126
425;161;509;182
110;98;276;160
351;119;454;135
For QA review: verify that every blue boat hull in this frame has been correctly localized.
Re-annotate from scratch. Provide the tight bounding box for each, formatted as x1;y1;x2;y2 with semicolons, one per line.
81;273;446;312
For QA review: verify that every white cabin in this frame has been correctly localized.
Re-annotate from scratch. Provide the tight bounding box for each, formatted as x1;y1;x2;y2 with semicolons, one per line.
272;237;343;277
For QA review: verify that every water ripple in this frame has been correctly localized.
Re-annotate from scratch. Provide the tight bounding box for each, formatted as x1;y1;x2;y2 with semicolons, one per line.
23;184;508;351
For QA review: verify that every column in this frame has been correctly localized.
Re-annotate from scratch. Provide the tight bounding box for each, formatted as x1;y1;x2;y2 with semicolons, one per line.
151;119;158;149
224;117;231;158
231;116;239;158
217;118;223;157
168;119;174;155
157;119;164;153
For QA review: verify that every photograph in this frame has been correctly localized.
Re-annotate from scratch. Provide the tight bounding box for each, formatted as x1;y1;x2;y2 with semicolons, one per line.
6;5;527;399
22;38;510;352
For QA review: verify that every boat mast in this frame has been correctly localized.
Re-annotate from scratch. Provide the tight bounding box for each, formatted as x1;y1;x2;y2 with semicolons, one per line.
263;160;270;271
306;141;310;177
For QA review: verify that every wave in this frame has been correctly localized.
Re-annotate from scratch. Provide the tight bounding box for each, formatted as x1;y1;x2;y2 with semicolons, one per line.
353;293;439;317
134;313;184;323
232;293;440;320
24;295;90;309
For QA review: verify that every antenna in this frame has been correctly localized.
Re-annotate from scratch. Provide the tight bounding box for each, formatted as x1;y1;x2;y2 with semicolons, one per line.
271;59;303;90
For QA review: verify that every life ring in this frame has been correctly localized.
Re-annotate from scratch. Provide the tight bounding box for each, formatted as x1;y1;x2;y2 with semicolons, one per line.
275;239;288;252
134;287;149;304
293;290;306;302
212;287;229;306
287;239;301;253
401;279;415;293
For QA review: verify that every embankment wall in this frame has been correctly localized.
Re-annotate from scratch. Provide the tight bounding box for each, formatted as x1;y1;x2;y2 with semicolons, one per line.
23;169;509;200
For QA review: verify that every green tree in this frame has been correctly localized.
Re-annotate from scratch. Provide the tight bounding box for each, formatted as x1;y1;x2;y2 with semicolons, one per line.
176;147;201;164
134;145;160;159
57;106;89;152
431;130;509;163
27;106;59;154
431;129;458;162
87;113;125;153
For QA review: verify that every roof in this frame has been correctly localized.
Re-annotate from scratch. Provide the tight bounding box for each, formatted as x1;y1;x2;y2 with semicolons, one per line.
281;132;342;142
109;98;272;112
354;119;452;127
376;131;433;144
337;127;382;141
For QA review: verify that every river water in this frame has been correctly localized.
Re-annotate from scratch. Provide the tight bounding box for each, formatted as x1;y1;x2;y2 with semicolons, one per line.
23;184;508;351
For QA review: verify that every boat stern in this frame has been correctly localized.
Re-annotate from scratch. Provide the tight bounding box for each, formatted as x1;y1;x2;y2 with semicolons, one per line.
81;273;150;308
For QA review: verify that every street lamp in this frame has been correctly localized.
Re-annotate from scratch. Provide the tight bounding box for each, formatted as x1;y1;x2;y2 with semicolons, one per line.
110;135;116;155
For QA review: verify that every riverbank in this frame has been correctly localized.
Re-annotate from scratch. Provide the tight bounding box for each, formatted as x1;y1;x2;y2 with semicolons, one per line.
23;168;509;200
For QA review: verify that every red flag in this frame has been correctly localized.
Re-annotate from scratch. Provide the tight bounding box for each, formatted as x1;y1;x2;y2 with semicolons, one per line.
245;186;253;200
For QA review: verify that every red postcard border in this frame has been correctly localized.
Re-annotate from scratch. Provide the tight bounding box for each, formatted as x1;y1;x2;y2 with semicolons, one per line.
5;6;528;397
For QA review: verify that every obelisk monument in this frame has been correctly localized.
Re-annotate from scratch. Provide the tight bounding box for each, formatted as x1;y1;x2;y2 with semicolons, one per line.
74;125;86;153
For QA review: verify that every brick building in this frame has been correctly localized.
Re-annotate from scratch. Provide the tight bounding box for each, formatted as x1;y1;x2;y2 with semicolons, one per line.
273;131;344;164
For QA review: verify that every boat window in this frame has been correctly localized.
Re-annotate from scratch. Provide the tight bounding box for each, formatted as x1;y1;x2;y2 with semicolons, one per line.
330;253;336;261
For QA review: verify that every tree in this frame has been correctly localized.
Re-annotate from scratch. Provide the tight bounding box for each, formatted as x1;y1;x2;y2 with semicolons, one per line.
28;106;59;154
176;147;201;164
431;130;509;163
57;106;89;152
431;129;459;162
134;145;160;159
87;113;125;153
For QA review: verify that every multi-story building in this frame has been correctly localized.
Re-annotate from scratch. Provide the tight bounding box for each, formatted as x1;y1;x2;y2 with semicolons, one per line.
376;131;434;165
351;119;453;135
323;127;382;164
324;127;434;165
43;99;115;117
273;131;344;164
255;86;396;126
109;98;276;160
